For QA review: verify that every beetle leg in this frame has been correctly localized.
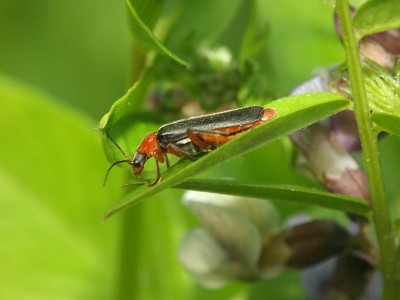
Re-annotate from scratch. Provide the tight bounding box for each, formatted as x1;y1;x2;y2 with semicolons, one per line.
167;143;197;161
147;149;167;186
148;158;162;186
121;181;146;188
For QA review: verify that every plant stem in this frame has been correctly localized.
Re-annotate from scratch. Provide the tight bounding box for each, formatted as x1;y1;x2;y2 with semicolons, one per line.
116;43;147;300
116;204;144;300
336;1;399;298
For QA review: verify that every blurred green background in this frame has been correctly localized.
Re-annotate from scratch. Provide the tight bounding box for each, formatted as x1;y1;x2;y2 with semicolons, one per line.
3;0;398;299
0;0;130;119
0;0;346;119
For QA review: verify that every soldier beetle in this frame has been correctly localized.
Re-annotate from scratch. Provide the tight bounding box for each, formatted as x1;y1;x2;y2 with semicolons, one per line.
104;106;276;186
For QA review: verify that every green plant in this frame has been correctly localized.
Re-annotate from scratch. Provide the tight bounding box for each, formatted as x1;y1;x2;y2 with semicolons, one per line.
100;0;400;298
1;0;400;299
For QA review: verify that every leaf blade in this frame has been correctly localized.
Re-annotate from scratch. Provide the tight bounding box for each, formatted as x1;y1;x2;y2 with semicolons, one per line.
125;0;188;66
371;112;400;137
175;179;371;216
353;0;400;40
0;74;122;299
103;92;350;220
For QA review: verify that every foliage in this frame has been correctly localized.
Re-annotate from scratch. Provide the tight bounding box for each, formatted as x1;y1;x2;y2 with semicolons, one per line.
1;0;400;299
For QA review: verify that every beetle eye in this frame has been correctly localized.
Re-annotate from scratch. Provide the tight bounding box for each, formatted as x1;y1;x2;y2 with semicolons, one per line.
132;152;147;168
133;159;142;168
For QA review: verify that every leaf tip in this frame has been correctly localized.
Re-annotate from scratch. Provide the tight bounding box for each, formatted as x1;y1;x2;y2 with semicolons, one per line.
102;211;112;223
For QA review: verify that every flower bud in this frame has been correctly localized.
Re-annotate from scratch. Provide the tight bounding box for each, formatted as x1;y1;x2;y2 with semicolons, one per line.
178;191;284;288
301;251;379;300
331;110;361;152
360;29;400;70
282;220;351;269
291;124;369;199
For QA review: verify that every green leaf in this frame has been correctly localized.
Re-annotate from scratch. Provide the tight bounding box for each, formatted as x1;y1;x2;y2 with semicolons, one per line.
0;74;123;299
239;7;269;64
362;59;400;114
99;72;153;130
125;0;188;66
103;92;350;220
214;0;270;64
98;71;160;165
128;0;163;30
0;74;193;299
175;179;371;216
353;0;400;40
164;0;245;48
372;112;400;137
216;0;259;60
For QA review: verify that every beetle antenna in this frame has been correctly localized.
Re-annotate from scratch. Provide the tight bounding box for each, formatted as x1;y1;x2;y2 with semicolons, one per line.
103;131;133;186
105;131;130;160
103;159;129;186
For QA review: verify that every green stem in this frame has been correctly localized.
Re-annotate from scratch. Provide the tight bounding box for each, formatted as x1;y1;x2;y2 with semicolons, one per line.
116;204;144;300
336;1;399;298
116;43;147;300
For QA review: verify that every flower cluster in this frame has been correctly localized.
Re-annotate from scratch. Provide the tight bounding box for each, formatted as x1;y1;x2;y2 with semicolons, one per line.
178;6;399;300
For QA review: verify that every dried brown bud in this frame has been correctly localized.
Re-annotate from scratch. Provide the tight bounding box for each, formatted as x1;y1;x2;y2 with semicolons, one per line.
284;220;351;268
301;251;379;300
330;251;376;299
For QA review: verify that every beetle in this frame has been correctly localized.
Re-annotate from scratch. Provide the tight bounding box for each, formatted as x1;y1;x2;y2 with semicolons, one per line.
104;106;277;186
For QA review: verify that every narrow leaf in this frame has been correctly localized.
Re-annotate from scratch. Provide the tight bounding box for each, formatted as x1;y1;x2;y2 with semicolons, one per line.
371;112;400;137
353;0;400;40
99;73;153;130
128;0;163;30
98;75;154;164
239;0;270;63
175;179;371;216
103;92;350;220
125;0;188;66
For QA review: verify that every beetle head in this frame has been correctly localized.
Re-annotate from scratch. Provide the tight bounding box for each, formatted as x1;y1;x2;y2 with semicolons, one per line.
103;131;149;186
103;131;157;186
132;151;148;177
